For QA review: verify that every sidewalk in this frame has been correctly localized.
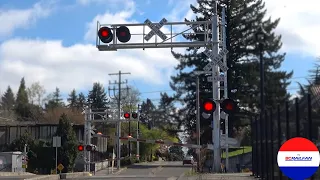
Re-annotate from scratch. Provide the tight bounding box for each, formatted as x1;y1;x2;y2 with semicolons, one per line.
93;166;127;176
186;173;254;180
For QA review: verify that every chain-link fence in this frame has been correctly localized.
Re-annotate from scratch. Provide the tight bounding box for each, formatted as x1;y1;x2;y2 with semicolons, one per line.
252;92;320;179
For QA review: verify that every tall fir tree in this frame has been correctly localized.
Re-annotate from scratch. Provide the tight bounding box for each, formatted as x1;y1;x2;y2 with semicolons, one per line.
140;98;156;129
76;92;86;110
1;86;15;110
170;0;292;139
15;77;30;119
55;113;78;172
67;89;78;109
45;87;65;110
87;82;108;109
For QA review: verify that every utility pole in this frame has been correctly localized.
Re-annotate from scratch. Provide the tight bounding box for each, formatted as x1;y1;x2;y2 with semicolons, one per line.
109;71;131;170
212;1;221;172
137;104;141;161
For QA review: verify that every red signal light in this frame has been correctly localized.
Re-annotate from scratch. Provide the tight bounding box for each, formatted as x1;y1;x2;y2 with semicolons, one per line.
132;112;138;119
116;26;131;43
221;99;237;114
86;145;92;151
78;145;84;151
124;112;130;119
202;100;216;113
98;27;113;43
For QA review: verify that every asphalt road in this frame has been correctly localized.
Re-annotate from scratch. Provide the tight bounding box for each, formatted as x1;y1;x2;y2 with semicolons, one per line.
0;175;38;179
73;161;193;180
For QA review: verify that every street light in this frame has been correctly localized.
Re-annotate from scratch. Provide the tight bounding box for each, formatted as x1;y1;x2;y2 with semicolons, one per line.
255;24;269;179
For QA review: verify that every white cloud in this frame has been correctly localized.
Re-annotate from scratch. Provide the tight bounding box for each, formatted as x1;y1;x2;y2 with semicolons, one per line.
0;1;54;38
0;5;179;95
265;0;320;56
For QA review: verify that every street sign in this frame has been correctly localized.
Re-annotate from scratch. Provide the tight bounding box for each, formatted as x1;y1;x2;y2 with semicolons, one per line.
193;71;212;75
57;163;64;171
203;48;229;72
53;136;61;147
207;75;224;82
144;18;168;41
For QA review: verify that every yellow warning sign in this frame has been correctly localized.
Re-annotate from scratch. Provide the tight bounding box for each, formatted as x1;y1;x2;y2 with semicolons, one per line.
57;163;64;171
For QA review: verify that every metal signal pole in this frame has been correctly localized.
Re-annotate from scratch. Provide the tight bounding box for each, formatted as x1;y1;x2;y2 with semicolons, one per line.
221;6;229;171
109;71;131;170
212;1;221;172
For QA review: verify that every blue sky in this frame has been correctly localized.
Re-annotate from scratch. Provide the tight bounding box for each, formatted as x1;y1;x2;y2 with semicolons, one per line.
0;0;319;106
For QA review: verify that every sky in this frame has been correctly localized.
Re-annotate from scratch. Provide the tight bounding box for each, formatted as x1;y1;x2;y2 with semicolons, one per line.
0;0;319;106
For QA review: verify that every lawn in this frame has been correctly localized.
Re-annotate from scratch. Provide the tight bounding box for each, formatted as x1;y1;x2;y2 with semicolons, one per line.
221;146;252;158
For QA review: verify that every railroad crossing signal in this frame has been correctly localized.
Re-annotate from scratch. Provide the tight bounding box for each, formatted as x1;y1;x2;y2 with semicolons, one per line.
98;27;113;43
144;18;168;41
78;145;84;151
221;99;237;114
132;112;138;119
116;26;131;43
124;112;130;119
203;48;229;72
86;144;96;151
203;99;216;113
98;26;132;43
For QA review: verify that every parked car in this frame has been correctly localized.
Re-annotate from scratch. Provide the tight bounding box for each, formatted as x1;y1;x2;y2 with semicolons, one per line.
183;156;194;165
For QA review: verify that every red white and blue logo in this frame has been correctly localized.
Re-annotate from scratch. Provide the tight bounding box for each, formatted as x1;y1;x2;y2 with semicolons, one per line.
277;137;320;179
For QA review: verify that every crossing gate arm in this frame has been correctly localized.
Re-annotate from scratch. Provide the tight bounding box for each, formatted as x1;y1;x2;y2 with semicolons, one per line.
93;134;202;149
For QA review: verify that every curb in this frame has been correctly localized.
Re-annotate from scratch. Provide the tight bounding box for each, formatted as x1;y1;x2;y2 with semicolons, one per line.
113;167;127;175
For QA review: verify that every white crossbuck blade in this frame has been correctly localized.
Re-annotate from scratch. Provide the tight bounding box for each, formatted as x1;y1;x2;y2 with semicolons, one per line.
144;18;168;41
203;48;229;72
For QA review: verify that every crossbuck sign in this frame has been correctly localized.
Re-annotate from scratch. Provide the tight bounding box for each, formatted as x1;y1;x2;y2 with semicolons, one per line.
144;18;168;41
203;48;229;72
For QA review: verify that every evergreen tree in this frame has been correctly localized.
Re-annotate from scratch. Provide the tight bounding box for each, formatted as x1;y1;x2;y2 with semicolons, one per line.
140;98;156;129
76;92;86;110
157;92;178;129
87;82;108;109
1;86;15;110
55;113;78;172
15;77;30;118
67;89;78;109
170;0;292;139
45;87;64;109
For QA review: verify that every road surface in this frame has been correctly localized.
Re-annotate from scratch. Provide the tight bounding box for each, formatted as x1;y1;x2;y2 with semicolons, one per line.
0;175;38;179
72;161;194;180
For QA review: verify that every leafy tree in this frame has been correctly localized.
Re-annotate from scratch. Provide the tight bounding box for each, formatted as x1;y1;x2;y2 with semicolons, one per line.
1;86;15;110
15;77;30;119
170;0;292;142
169;145;184;161
55;113;78;172
120;86;140;112
67;89;78;110
45;87;64;110
27;82;46;106
156;92;178;128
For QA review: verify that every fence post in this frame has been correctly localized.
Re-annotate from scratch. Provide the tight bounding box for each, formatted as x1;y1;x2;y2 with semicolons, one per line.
251;115;255;176
270;109;274;180
260;113;264;179
265;111;269;179
255;115;260;178
277;104;283;180
285;101;290;139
